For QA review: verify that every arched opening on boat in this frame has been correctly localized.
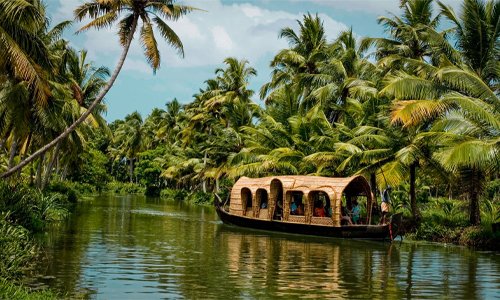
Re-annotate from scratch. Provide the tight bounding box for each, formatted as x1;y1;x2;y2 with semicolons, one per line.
241;188;253;216
287;191;305;216
271;179;283;220
310;191;331;217
340;176;373;225
256;189;269;219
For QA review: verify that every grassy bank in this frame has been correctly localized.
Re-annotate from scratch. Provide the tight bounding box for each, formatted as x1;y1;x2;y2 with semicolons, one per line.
0;182;76;299
396;197;500;250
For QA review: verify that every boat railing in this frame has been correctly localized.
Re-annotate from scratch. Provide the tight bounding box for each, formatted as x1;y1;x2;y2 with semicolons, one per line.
311;216;334;226
288;215;306;224
258;208;269;220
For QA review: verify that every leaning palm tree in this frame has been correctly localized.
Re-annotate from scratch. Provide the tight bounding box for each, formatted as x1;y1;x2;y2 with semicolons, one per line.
1;0;198;178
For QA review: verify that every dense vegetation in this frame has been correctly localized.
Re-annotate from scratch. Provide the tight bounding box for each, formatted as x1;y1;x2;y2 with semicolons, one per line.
0;2;499;296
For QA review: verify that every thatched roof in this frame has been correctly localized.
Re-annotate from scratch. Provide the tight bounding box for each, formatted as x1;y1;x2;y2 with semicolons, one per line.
232;175;371;197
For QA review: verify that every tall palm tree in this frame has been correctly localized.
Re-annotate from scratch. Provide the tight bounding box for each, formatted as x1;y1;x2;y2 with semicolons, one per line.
383;60;499;225
0;0;52;105
114;111;145;182
1;0;197;178
358;0;444;220
438;0;500;87
202;57;257;128
261;13;329;112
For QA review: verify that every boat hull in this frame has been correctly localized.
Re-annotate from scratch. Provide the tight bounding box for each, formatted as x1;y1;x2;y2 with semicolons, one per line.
215;206;391;240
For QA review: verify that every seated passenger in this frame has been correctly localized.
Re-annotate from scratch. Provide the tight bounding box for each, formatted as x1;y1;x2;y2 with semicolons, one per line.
352;199;360;224
314;201;326;217
341;204;353;225
296;202;304;215
290;200;298;215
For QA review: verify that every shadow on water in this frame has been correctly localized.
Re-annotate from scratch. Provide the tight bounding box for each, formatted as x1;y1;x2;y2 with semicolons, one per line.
28;194;500;299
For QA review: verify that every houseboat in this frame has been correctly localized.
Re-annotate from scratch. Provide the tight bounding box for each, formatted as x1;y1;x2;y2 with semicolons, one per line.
214;175;402;241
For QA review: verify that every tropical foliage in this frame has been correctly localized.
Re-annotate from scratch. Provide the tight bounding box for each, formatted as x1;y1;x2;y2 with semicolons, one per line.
0;0;498;227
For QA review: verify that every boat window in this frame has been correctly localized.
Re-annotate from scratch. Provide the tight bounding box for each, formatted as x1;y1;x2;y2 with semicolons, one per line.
241;188;252;211
289;191;305;216
256;189;268;209
311;191;331;217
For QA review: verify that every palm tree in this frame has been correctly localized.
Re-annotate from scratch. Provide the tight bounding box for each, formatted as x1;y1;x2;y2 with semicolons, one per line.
114;111;145;182
360;0;441;65
0;0;52;105
357;0;445;220
438;0;500;87
202;57;257;128
261;13;329;112
383;60;499;225
1;0;197;178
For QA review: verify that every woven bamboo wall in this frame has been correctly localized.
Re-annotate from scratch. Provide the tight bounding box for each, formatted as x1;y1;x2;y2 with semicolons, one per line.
229;175;372;226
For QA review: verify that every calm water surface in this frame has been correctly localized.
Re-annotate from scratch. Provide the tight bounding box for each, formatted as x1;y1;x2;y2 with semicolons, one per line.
30;194;500;299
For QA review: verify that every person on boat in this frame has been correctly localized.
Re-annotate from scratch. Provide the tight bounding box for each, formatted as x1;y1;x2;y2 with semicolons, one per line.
314;200;326;217
296;202;304;215
290;200;298;215
261;201;267;209
341;204;353;225
379;186;391;224
351;199;360;224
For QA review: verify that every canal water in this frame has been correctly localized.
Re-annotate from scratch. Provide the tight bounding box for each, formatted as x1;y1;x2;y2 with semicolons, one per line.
30;194;499;299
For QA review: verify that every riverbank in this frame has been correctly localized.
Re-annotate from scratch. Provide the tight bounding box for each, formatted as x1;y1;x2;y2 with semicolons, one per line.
0;182;77;299
391;197;500;250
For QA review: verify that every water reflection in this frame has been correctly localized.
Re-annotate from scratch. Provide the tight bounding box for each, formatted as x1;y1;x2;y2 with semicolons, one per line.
218;226;405;298
30;195;500;299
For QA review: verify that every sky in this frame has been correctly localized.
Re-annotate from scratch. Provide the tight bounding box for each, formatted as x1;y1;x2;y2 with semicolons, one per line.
44;0;462;121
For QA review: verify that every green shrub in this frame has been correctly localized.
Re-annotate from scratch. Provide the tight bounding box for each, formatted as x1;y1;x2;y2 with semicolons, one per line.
160;188;190;201
480;199;500;226
0;183;70;232
190;191;213;204
104;181;145;194
484;179;500;200
0;277;57;300
67;148;111;188
420;197;468;228
45;181;78;203
0;213;37;279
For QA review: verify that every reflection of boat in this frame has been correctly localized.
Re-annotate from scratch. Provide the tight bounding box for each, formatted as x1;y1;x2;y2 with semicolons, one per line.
215;175;401;241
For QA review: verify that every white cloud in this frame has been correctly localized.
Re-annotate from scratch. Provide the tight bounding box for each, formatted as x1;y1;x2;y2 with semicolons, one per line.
51;0;349;71
122;59;151;74
307;0;461;15
212;26;234;51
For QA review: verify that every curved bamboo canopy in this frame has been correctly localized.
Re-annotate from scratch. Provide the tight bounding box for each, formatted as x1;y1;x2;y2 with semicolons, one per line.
229;175;374;226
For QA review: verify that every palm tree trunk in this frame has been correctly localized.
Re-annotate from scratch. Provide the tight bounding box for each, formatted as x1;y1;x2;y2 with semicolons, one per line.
0;16;139;179
42;142;61;189
129;158;134;183
61;164;68;181
36;153;45;189
469;168;481;225
202;150;208;193
8;133;18;169
18;132;32;177
409;162;420;221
